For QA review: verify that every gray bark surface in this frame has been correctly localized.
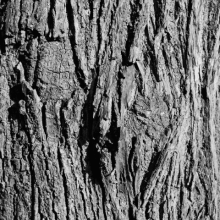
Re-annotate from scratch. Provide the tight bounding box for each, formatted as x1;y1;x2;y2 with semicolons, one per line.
0;0;219;219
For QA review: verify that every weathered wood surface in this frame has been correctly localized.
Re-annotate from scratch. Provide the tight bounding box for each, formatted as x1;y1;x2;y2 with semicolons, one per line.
0;0;220;219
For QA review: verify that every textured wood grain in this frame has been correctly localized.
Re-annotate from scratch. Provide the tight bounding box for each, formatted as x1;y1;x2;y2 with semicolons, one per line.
0;0;220;219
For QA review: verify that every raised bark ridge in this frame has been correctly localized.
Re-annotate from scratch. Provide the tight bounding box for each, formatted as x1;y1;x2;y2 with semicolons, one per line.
0;0;220;219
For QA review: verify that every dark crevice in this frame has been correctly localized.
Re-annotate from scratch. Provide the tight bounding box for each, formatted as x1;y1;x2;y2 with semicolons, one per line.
41;103;47;138
117;66;124;114
57;148;70;220
13;194;18;220
85;136;102;184
162;40;171;70
128;137;137;179
149;52;160;82
108;10;115;59
180;75;187;97
0;0;7;54
59;102;70;147
97;0;105;59
174;1;181;20
47;0;56;40
144;26;160;82
0;30;6;54
185;141;195;189
88;0;93;21
65;0;88;91
9;84;26;102
201;87;207;100
57;144;63;174
69;38;88;91
178;182;184;219
31;40;43;98
8;104;20;146
128;202;136;220
159;200;165;220
153;0;165;33
184;0;193;71
18;0;23;30
104;103;120;170
28;142;36;220
77;67;101;183
77;65;107;218
144;201;151;219
139;151;161;195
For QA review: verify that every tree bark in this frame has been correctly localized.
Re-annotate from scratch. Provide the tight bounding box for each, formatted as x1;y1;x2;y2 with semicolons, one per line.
0;0;219;219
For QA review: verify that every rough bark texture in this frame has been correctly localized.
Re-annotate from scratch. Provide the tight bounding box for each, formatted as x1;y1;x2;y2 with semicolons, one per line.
0;0;220;219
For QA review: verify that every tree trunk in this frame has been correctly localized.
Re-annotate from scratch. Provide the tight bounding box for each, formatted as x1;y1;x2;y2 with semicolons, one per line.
0;0;219;219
